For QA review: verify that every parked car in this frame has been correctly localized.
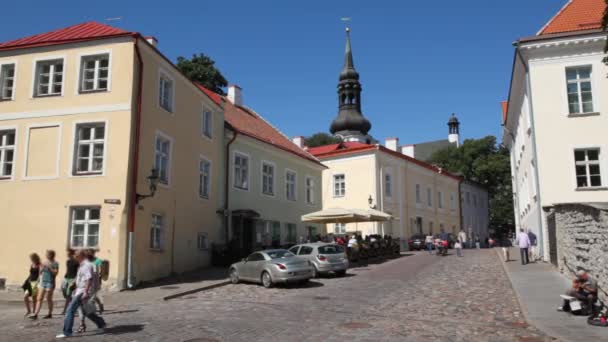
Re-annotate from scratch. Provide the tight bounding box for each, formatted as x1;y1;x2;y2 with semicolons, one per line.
228;249;312;288
408;234;427;251
289;243;349;278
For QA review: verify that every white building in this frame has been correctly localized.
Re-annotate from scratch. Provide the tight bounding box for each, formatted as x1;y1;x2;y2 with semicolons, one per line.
502;0;607;263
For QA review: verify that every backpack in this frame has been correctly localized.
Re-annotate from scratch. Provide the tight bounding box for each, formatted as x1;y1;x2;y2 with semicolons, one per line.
100;260;110;281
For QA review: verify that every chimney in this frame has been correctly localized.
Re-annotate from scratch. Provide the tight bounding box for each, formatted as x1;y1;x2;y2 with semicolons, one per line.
227;85;243;106
385;137;399;151
292;136;305;149
145;36;158;48
401;145;415;158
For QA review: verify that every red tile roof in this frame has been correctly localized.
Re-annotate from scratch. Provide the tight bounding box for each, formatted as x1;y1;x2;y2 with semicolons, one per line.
538;0;606;35
0;22;135;51
500;101;509;125
195;84;323;166
309;142;462;181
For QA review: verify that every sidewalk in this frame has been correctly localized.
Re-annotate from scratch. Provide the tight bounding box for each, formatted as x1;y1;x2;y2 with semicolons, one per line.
500;248;608;341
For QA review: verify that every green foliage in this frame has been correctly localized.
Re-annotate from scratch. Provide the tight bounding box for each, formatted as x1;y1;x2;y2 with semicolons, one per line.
428;136;514;237
304;133;342;147
176;53;228;95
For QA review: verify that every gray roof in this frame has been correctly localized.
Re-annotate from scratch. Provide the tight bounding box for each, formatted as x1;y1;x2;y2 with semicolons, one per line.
413;139;456;162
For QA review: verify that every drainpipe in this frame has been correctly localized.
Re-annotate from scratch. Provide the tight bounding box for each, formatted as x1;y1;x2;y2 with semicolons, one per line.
515;44;545;260
126;37;144;289
224;125;238;245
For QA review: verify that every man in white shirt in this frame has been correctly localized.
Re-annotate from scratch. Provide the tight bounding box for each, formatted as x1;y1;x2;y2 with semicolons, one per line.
458;229;467;249
515;228;531;265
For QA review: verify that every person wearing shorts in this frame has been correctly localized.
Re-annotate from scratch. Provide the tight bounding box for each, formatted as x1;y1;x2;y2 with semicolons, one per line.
22;253;41;317
30;250;59;320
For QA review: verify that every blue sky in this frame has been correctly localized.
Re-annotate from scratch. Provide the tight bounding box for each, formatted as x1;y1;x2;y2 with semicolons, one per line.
2;1;565;144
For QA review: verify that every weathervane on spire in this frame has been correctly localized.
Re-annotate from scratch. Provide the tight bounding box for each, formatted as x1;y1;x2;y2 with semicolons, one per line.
340;17;351;32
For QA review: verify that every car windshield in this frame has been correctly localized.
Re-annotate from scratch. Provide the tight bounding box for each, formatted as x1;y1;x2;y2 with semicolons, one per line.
267;250;294;259
318;245;344;254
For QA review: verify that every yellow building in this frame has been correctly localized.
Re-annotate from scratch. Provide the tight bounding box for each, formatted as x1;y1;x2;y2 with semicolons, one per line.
0;22;225;289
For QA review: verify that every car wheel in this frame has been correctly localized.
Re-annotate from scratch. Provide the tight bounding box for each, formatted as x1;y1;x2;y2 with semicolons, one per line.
335;270;347;277
311;265;319;279
229;268;239;284
261;271;273;288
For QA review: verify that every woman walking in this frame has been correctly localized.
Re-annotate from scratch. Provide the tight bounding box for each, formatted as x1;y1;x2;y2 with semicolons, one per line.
22;253;41;317
30;250;59;320
425;234;434;254
61;249;79;315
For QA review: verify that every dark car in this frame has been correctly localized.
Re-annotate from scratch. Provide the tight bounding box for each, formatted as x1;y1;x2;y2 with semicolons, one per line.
408;234;428;251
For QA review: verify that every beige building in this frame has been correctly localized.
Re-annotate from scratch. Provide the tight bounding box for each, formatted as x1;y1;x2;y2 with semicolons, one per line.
0;22;225;289
309;141;461;245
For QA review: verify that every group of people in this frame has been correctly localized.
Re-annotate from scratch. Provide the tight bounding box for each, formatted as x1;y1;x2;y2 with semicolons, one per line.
423;229;470;257
22;248;108;339
498;228;538;265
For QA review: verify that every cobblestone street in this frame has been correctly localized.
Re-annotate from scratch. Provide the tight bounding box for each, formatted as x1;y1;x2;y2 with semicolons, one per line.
0;249;554;341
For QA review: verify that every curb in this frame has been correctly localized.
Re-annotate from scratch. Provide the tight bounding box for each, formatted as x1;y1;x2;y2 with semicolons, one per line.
162;280;230;301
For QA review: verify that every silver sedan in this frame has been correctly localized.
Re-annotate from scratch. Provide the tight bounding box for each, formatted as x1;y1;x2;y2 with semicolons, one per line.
229;249;313;288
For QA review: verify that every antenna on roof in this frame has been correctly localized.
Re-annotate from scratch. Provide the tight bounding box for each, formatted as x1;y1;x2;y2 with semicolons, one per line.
105;17;123;22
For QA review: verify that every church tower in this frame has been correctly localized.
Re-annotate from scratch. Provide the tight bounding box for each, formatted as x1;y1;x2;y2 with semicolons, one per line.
329;27;372;143
448;113;460;147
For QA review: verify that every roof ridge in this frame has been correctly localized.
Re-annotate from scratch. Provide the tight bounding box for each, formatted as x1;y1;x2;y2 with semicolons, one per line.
537;0;574;35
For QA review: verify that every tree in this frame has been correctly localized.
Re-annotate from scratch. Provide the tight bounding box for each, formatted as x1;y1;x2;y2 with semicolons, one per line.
176;53;228;95
304;133;342;148
428;136;514;237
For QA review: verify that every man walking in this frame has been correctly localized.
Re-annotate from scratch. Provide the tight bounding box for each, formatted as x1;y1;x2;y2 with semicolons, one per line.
527;230;537;262
458;229;467;250
515;228;531;265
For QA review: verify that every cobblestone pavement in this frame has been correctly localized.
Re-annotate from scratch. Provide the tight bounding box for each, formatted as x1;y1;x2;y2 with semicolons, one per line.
0;249;556;342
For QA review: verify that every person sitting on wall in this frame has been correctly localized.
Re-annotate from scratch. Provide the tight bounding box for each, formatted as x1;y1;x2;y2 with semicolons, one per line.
558;270;598;315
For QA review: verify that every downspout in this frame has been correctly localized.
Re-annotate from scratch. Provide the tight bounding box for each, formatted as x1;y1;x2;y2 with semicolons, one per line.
127;36;144;289
516;44;545;259
224;125;238;245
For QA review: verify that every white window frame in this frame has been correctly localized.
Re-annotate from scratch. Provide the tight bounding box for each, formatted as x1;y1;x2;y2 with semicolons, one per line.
333;174;346;197
450;192;456;211
305;175;315;205
77;51;111;94
197;232;209;251
427;187;432;207
201;106;213;139
69;206;101;249
22;122;62;181
565;65;594;115
261;160;275;196
385;173;392;198
285;169;297;201
415;184;421;204
233;151;250;191
71;121;108;176
150;213;164;250
438;191;443;209
334;223;346;234
158;69;175;113
0;61;17;101
199;156;212;199
573;148;603;189
0;127;17;180
32;57;65;97
154;131;173;187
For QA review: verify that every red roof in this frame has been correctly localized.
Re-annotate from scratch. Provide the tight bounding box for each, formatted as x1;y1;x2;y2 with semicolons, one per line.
309;142;461;181
500;101;509;124
195;84;323;166
538;0;606;35
0;22;135;51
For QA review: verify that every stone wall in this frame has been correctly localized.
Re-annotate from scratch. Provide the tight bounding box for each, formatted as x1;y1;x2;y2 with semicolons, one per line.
554;203;608;303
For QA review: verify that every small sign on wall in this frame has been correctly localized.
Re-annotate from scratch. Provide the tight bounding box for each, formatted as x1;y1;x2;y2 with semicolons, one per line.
104;199;121;205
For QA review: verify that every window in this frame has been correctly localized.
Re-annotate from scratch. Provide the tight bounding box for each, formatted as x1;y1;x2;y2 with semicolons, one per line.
415;217;423;234
199;158;211;199
202;109;212;139
450;193;456;210
34;59;63;96
0;130;16;178
197;232;209;250
73;123;105;175
288;246;300;255
466;192;470;205
415;184;421;203
299;246;314;255
155;134;172;185
79;54;109;92
438;191;443;209
574;149;602;188
150;214;164;250
286;170;297;201
333;174;345;197
0;64;15;100
427;187;432;207
473;194;477;208
305;176;314;204
385;173;392;197
271;221;281;245
69;207;100;248
566;66;593;114
234;152;249;190
247;253;265;262
285;223;297;244
429;222;434;234
334;223;346;234
262;162;274;195
159;71;174;112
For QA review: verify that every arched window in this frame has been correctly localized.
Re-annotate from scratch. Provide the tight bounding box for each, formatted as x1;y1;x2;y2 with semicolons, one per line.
348;94;354;104
341;94;347;104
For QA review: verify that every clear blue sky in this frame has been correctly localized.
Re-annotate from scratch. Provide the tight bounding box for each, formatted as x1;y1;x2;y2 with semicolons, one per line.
2;0;565;144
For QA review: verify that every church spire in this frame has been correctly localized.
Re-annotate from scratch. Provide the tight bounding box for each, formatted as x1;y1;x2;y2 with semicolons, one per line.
330;27;372;141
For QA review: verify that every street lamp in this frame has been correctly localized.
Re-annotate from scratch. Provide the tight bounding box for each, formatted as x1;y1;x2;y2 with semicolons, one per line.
136;169;159;204
368;195;377;209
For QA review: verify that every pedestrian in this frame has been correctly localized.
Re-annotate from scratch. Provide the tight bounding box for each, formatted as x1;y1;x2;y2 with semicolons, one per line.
454;240;463;257
22;253;41;317
515;228;531;265
425;234;434;254
61;249;79;315
500;236;512;261
30;250;59;320
89;249;105;314
56;249;106;339
475;236;480;249
527;230;537;262
458;229;467;249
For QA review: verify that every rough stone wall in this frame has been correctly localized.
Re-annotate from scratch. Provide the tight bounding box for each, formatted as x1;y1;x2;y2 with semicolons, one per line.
554;203;608;303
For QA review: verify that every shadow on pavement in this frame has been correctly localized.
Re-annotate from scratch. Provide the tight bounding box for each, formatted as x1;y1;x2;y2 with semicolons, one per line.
93;324;145;336
101;309;139;315
131;267;227;291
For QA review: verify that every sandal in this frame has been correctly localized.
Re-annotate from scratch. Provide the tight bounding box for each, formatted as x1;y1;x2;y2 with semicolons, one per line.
77;324;86;333
42;314;52;319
